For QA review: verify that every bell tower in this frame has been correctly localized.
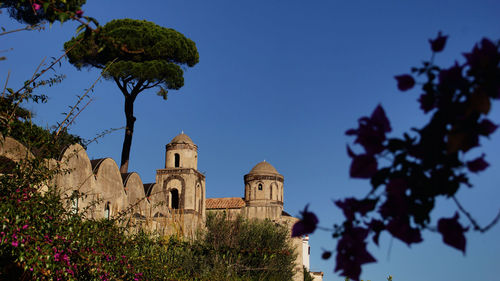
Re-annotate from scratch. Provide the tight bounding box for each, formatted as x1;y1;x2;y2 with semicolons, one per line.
155;133;205;237
165;132;198;169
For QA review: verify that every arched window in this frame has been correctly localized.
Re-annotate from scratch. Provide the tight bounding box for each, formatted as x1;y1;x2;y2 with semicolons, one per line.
170;189;179;209
196;184;201;211
174;153;180;167
105;201;111;219
71;191;79;214
258;183;263;191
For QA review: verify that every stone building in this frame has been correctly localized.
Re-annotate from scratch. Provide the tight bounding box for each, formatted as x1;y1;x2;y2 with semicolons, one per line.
0;133;323;281
152;133;206;236
163;133;322;281
205;160;285;220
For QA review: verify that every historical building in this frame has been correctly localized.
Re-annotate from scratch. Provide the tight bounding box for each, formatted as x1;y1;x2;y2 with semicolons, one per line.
206;160;285;220
154;133;323;281
0;133;323;281
152;133;206;236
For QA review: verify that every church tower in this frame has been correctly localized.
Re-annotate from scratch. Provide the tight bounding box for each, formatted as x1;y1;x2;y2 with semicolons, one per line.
243;161;284;220
155;133;206;237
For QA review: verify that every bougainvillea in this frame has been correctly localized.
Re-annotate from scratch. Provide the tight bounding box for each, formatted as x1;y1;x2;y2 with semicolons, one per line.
293;33;500;280
1;0;87;25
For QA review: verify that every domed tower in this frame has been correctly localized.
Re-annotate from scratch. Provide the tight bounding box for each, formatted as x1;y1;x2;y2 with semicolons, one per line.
155;133;206;237
243;161;284;220
165;133;198;169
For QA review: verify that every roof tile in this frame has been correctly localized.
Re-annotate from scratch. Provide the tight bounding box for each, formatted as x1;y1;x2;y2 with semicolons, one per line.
206;197;245;209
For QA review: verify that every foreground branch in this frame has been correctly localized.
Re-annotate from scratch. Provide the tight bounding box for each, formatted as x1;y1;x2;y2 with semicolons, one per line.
452;196;500;233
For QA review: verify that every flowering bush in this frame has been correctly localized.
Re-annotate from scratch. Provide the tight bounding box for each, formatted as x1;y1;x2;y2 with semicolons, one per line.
1;0;86;25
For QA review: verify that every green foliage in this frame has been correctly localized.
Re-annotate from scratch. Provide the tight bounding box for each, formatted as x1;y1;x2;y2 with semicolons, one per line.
303;266;314;281
0;97;84;159
200;213;297;280
64;19;199;93
0;159;144;280
1;0;87;25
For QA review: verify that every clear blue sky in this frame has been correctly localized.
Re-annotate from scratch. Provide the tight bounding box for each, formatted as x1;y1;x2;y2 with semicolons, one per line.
2;1;499;280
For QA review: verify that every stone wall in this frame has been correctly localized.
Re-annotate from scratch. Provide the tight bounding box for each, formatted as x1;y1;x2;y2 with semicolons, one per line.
0;136;180;235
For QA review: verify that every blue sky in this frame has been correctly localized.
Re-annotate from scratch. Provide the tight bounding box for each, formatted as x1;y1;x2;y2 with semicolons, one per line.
1;1;500;280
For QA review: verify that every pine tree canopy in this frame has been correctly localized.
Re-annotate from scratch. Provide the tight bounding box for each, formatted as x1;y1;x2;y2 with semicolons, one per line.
64;19;199;92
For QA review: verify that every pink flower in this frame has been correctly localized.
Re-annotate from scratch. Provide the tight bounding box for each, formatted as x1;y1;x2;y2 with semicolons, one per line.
22;224;28;230
75;10;84;18
12;241;18;247
32;3;41;11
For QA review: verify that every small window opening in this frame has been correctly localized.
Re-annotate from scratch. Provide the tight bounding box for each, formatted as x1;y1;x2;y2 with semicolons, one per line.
174;153;180;167
258;184;263;191
170;189;179;209
105;201;111;219
71;191;79;214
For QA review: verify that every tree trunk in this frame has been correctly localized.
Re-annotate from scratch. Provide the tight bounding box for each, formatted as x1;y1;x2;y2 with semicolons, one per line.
120;95;136;173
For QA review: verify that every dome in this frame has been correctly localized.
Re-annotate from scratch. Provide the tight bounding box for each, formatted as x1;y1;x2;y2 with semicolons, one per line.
170;133;194;145
248;161;279;175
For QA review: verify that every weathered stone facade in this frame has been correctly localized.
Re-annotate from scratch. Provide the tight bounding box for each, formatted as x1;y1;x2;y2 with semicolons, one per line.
0;133;322;281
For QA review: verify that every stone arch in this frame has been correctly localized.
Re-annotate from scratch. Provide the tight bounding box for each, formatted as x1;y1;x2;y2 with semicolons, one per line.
254;181;265;200
195;180;204;215
122;172;149;217
92;157;127;219
0;136;34;162
163;175;186;209
58;144;95;216
145;183;168;217
170;189;179;209
271;182;279;200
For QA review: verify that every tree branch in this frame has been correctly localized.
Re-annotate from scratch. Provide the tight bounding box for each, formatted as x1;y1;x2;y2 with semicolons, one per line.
130;79;145;100
141;80;162;91
452;196;500;233
113;77;128;97
138;81;151;92
0;26;32;36
122;76;133;85
56;59;116;135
